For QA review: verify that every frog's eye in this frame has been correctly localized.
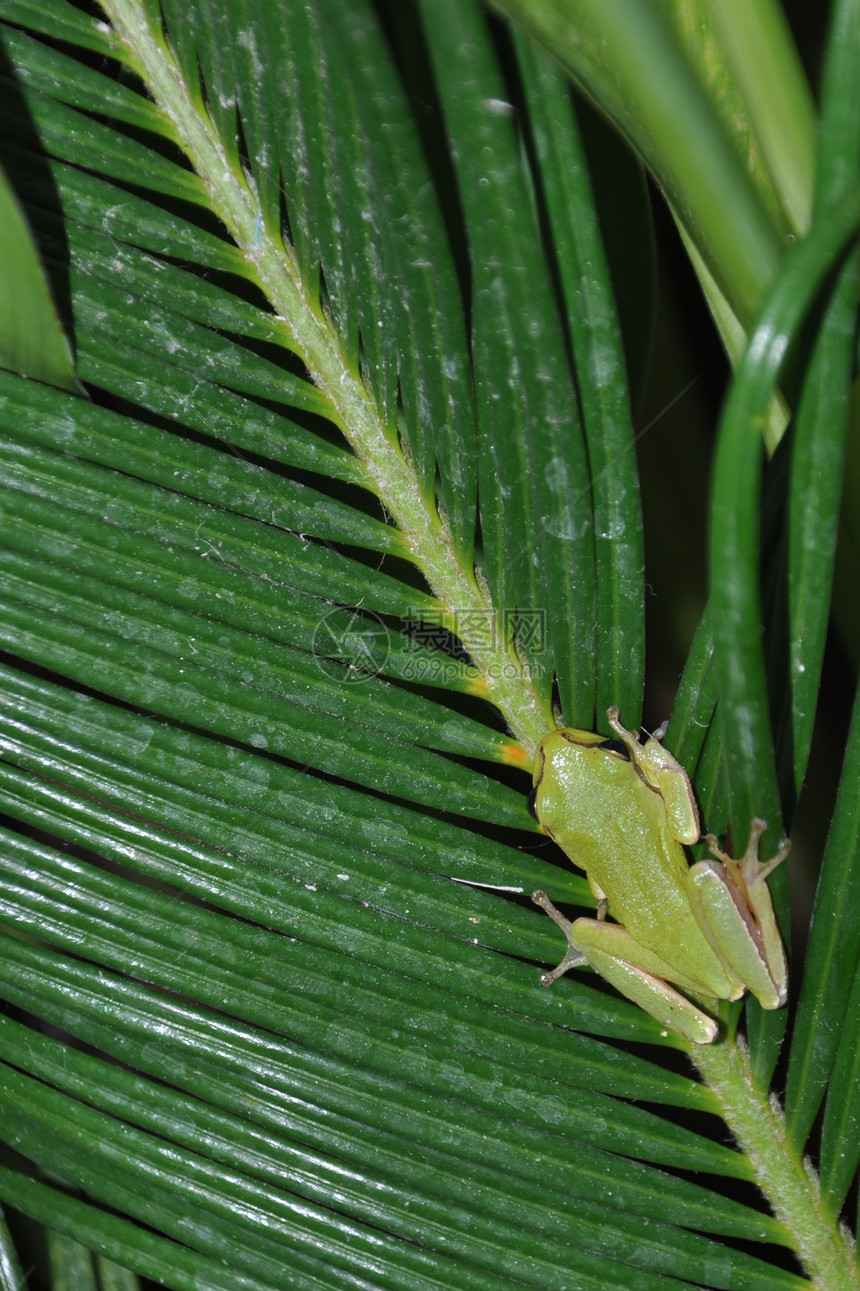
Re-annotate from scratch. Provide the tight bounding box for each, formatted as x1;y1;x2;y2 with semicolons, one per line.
600;739;631;760
526;786;539;819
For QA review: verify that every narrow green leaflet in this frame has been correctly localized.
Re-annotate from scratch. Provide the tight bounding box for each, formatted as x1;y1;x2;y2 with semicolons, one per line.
513;35;644;724
786;679;860;1217
709;189;860;817
0;158;76;390
707;188;860;1085
2;0;118;59
152;0;478;554
4;21;174;136
0;1168;251;1291
780;0;860;798
488;0;784;330
417;0;596;725
696;0;816;238
46;1229;98;1291
0;1205;26;1291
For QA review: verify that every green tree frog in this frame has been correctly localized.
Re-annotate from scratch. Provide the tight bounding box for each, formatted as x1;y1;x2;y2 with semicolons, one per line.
530;707;789;1044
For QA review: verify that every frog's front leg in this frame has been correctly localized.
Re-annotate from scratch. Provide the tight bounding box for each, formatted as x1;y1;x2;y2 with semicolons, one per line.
531;892;719;1043
532;874;612;984
531;890;589;985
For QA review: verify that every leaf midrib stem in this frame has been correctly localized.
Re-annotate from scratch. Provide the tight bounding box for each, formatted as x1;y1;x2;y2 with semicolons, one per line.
101;0;553;756
695;1037;859;1290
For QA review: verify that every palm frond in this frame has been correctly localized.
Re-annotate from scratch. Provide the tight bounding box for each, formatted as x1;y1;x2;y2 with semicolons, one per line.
0;1;859;1288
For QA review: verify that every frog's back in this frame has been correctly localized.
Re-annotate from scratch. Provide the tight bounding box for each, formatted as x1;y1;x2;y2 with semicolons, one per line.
534;729;723;986
534;729;690;901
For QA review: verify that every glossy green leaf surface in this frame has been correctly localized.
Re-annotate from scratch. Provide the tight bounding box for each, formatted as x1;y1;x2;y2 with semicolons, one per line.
0;3;859;1289
417;0;599;725
489;0;785;329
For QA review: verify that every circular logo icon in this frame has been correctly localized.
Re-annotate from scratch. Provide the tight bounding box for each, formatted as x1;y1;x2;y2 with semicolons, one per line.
312;607;390;682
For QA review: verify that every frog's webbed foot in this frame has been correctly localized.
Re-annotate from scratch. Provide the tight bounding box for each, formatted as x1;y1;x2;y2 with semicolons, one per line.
705;817;791;899
532;890;588;985
698;818;789;1010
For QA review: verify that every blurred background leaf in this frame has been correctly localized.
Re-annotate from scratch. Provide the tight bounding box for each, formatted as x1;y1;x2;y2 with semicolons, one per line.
0;156;76;392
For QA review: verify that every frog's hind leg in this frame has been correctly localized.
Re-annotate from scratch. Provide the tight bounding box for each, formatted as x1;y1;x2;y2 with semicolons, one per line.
532;896;719;1043
577;924;720;1043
